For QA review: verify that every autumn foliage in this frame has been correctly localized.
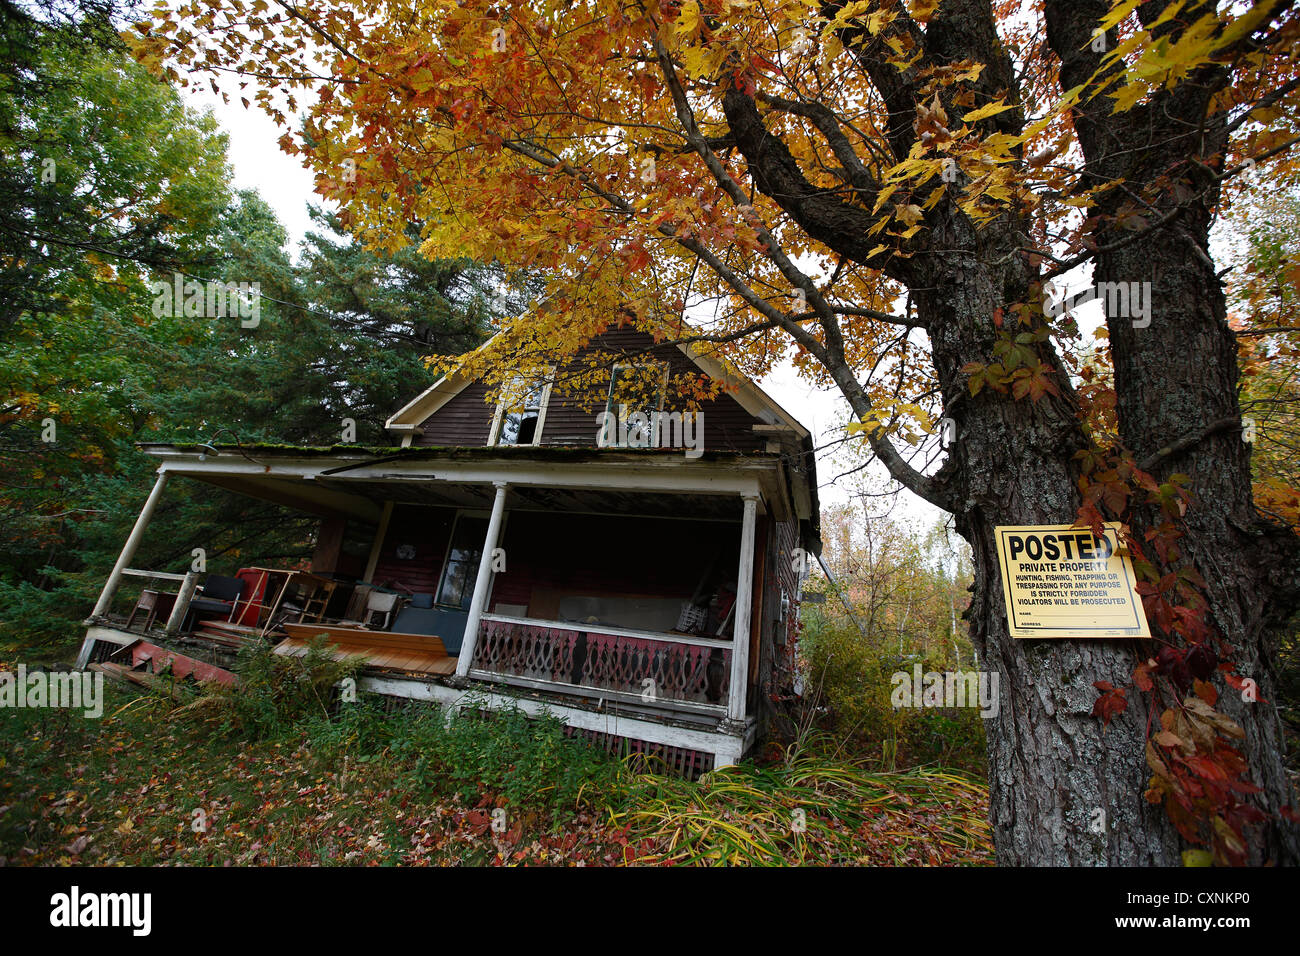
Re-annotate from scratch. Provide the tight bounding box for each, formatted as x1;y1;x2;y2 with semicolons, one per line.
130;0;1300;863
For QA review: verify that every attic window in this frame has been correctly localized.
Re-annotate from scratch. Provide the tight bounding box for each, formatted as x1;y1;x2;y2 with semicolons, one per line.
488;373;552;447
600;362;668;447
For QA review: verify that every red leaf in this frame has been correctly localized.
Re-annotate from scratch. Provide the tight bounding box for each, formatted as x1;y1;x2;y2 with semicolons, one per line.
1091;685;1128;728
1133;659;1156;692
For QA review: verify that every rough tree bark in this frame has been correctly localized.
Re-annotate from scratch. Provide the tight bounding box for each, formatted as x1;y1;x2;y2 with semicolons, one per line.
1046;0;1300;864
723;0;1299;863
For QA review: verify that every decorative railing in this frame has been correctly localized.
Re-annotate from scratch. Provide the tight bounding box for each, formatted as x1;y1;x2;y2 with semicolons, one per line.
470;614;731;713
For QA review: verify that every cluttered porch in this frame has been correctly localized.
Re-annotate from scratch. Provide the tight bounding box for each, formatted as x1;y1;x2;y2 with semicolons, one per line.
76;445;802;768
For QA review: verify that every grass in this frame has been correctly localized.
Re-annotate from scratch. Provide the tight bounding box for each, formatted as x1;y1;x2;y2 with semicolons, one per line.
615;746;991;865
0;649;994;866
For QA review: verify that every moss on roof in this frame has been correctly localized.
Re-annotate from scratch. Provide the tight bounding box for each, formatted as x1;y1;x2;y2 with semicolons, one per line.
138;441;776;462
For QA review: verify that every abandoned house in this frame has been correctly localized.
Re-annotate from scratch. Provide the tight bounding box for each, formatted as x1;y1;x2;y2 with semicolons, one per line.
76;322;822;773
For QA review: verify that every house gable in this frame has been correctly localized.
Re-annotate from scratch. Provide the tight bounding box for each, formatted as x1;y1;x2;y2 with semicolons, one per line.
388;324;808;454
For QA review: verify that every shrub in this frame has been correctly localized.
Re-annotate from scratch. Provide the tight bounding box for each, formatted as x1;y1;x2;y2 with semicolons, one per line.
388;701;626;820
799;620;986;773
169;636;360;740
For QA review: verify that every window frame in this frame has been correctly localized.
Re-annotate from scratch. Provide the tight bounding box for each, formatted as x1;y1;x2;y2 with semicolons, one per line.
487;370;553;448
601;361;669;448
434;509;496;611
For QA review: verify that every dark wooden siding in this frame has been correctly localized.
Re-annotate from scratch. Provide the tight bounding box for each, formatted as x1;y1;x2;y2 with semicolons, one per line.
413;326;767;452
487;511;740;616
369;505;457;596
414;381;495;447
771;518;803;648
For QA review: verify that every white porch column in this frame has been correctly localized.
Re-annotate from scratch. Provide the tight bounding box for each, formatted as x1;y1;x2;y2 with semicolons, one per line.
90;470;170;619
727;494;759;722
164;571;200;636
455;481;509;677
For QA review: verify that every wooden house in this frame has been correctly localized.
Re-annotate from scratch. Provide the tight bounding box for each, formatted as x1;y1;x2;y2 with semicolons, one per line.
77;323;821;772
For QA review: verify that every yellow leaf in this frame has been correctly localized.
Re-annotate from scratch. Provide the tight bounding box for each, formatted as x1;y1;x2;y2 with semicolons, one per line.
1098;0;1142;32
962;100;1015;125
907;0;941;23
1109;81;1148;113
675;1;701;38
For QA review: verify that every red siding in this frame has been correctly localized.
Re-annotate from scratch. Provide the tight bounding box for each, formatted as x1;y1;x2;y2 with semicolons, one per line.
487;512;740;615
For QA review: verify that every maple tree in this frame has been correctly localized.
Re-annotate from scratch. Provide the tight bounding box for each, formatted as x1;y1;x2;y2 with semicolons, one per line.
134;0;1300;864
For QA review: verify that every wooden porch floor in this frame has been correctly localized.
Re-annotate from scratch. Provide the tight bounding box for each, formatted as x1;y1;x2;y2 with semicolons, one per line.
277;623;457;675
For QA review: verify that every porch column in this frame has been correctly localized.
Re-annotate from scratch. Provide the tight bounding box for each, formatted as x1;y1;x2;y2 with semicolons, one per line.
164;571;200;636
90;470;170;619
455;481;509;677
363;501;395;581
727;494;759;721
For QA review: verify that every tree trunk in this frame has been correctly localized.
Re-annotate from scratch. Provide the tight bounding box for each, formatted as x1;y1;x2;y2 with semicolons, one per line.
911;204;1187;864
725;0;1297;863
1104;221;1300;865
1045;0;1300;864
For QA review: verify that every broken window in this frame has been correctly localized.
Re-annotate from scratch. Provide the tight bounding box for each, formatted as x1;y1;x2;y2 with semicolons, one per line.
489;373;551;447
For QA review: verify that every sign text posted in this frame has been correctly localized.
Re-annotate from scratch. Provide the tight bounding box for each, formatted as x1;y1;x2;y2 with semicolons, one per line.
995;523;1150;639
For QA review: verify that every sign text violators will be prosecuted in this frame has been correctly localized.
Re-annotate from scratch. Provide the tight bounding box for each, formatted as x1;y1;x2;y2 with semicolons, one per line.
995;523;1150;639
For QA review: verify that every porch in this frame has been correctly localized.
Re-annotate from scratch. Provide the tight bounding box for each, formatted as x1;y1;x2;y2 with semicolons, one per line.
77;444;812;768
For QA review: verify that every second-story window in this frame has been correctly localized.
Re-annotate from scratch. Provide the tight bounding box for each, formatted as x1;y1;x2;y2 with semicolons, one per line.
489;373;552;447
601;362;668;447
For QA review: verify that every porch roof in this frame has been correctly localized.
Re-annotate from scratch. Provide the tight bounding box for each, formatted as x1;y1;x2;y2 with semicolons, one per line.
135;442;821;551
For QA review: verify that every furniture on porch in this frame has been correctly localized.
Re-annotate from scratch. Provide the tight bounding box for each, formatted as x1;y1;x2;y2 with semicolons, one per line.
335;589;402;630
226;567;341;634
184;574;246;630
125;588;177;632
230;568;272;627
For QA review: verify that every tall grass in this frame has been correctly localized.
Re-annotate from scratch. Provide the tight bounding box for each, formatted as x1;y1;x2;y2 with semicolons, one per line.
612;735;991;865
167;636;361;739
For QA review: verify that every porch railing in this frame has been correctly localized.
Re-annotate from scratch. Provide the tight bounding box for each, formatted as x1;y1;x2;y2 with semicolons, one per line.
469;613;731;714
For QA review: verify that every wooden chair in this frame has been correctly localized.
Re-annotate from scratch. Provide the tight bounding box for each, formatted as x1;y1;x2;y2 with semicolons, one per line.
125;589;176;632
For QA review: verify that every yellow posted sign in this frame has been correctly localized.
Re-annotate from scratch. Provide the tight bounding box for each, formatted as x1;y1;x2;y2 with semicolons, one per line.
995;523;1150;639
